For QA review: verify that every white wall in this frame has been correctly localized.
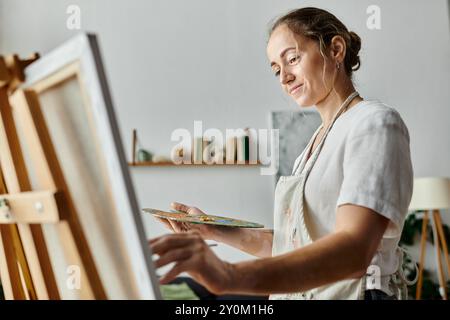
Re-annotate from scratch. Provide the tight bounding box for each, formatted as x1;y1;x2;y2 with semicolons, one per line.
1;0;449;275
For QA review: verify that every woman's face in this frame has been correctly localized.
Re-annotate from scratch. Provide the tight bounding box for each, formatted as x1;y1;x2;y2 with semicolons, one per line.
267;24;335;107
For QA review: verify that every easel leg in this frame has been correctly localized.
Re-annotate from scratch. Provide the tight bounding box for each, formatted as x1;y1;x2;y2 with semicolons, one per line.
25;224;60;299
0;228;14;299
10;224;37;299
416;210;429;300
433;210;449;299
0;225;26;299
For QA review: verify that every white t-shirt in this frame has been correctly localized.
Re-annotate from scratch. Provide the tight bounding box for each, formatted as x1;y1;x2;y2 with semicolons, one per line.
293;99;413;296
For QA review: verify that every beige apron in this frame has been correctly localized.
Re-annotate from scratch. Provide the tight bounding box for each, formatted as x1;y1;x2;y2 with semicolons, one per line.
270;92;367;300
270;92;416;300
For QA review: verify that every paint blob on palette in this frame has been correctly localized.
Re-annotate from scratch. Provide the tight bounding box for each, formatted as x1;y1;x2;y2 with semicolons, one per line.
143;208;264;228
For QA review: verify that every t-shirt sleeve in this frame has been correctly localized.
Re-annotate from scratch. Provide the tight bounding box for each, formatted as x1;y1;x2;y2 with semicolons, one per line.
336;108;414;237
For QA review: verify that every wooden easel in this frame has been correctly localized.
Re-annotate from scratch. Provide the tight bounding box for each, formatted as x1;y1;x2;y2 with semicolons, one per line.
0;53;106;299
416;209;450;300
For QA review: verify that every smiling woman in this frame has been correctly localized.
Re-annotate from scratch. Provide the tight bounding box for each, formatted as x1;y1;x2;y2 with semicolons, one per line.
150;7;414;300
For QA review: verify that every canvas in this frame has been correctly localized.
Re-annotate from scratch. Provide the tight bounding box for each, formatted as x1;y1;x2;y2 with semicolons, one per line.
8;33;161;299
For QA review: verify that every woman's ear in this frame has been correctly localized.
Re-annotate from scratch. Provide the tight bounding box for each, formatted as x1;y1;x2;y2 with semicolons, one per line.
330;35;346;64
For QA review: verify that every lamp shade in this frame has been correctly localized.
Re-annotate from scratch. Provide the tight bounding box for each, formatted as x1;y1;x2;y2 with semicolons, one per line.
409;177;450;210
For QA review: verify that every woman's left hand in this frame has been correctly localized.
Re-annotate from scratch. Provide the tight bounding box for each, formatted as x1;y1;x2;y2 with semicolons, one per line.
149;230;235;295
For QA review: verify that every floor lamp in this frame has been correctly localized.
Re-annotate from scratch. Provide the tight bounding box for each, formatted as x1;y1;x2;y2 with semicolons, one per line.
409;177;450;300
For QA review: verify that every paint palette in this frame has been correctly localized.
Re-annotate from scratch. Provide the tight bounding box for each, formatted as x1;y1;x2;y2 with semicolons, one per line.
143;208;264;228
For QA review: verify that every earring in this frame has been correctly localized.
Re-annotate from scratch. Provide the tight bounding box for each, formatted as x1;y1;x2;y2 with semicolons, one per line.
336;62;340;70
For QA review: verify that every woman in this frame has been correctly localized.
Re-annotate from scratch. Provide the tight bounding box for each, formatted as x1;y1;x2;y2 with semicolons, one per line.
149;7;414;300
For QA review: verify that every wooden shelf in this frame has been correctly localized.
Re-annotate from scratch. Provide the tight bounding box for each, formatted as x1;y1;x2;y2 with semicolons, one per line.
128;161;261;167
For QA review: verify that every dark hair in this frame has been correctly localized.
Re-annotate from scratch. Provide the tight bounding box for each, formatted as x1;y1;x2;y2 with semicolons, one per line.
269;7;361;77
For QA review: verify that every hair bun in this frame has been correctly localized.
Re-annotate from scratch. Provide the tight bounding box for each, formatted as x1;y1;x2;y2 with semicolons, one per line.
349;31;361;54
347;31;361;71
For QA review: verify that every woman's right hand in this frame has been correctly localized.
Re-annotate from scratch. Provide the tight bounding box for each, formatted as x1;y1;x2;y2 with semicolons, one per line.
155;202;218;240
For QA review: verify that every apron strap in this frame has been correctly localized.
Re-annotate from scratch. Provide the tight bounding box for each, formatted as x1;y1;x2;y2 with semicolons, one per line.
300;91;360;182
390;246;418;299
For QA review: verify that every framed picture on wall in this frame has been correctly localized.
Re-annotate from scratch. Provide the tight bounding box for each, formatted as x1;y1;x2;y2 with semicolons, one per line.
270;109;321;184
